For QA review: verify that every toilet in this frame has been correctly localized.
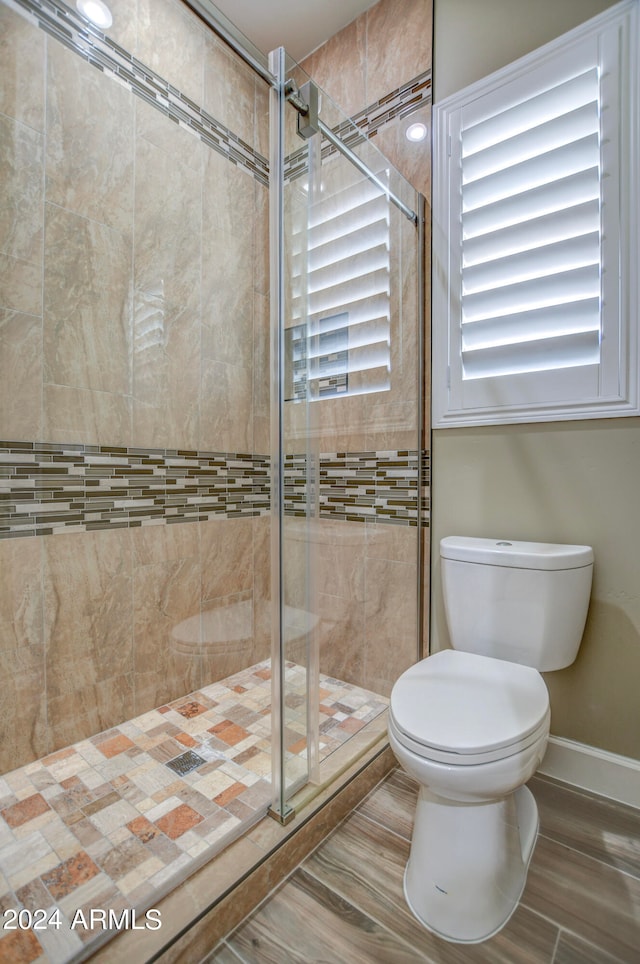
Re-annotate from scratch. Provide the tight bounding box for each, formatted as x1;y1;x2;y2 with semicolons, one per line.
388;536;593;944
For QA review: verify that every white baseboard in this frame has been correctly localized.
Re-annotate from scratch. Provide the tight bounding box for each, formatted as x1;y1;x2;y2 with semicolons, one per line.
537;736;640;809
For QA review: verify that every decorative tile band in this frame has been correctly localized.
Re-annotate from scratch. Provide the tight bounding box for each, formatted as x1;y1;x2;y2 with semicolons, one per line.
0;443;430;538
0;442;270;539
284;450;428;527
285;69;432;183
11;0;270;185
421;449;431;528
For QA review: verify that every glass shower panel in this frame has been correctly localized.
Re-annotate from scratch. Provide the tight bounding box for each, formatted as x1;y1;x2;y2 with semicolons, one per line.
271;50;423;818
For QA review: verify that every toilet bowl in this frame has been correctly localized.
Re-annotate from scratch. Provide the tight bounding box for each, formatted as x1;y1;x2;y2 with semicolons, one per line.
389;649;549;942
389;536;593;943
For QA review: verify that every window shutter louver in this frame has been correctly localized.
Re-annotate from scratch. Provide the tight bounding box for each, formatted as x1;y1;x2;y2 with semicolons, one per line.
459;68;602;382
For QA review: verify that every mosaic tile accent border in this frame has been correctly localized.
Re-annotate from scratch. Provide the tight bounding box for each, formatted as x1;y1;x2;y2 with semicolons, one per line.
285;70;432;183
0;442;270;539
421;449;431;528
0;660;388;962
284;450;426;526
320;451;420;525
12;0;269;185
1;443;430;538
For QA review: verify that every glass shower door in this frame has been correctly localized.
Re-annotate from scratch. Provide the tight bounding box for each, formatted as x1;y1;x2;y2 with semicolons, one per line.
270;48;424;822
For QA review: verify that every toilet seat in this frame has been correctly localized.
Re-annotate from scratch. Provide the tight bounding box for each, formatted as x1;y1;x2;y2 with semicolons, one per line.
390;650;550;766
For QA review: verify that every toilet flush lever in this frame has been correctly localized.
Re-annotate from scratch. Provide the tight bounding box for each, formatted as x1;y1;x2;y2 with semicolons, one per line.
496;541;512;546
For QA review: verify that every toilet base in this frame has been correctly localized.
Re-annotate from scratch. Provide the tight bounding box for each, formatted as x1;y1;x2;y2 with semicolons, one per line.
404;784;539;943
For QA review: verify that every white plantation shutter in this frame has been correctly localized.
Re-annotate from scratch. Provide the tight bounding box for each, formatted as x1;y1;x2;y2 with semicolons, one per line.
433;0;639;426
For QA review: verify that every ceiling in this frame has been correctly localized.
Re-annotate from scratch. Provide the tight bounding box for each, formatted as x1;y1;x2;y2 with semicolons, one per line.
208;0;379;63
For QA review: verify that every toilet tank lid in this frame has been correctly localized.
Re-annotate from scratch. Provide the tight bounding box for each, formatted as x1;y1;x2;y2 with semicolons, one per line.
440;536;593;570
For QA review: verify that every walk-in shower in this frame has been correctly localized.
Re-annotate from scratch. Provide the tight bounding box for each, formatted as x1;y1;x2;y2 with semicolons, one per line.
0;0;427;958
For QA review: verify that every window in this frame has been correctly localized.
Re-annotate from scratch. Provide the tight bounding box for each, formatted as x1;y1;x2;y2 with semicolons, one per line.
432;0;638;426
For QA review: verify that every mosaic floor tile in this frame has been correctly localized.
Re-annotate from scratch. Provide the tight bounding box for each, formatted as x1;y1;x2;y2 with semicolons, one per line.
2;793;51;829
0;660;387;962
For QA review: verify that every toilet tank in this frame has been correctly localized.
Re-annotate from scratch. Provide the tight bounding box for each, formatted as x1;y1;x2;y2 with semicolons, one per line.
440;537;594;672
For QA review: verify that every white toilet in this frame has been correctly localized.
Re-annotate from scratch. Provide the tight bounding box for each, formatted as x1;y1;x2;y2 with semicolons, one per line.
388;536;593;944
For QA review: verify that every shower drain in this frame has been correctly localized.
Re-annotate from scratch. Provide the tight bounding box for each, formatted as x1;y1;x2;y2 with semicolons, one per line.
165;750;207;776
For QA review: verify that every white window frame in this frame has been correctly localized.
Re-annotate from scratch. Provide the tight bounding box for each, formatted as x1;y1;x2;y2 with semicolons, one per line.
432;0;639;427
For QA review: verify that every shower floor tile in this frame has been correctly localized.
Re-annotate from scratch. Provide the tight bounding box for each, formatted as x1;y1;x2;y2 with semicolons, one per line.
0;661;387;963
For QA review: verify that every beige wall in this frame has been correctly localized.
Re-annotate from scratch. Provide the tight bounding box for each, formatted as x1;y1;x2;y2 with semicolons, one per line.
431;0;640;760
433;0;619;101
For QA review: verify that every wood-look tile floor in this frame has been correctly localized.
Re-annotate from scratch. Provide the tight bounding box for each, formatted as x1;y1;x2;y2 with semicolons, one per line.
210;769;640;963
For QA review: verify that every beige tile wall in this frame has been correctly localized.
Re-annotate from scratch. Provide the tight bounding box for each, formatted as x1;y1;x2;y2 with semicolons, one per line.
0;514;272;771
0;0;429;773
1;0;269;452
302;0;433;199
0;0;271;771
304;520;418;697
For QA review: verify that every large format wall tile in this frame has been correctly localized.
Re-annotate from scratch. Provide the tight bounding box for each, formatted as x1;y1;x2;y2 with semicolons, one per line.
46;43;134;234
364;557;418;695
201;518;254;603
203;35;257;153
202;231;253;372
301;17;366;119
252;291;270;454
0;0;273;769
0;5;45;131
0;309;43;440
317;593;365;685
203;149;255;240
43;529;134;692
96;0;138;58
373;106;432;201
137;0;204;108
0;113;44;268
0;537;46;769
0;645;47;769
136;99;205;176
188;506;259;680
132;523;202;712
252;516;272;663
43;382;132;447
252;182;269;300
43;203;132;395
365;0;433;106
43;528;134;748
0;252;42;316
201;361;253;454
133;135;202;450
133;135;202;311
132;290;201;450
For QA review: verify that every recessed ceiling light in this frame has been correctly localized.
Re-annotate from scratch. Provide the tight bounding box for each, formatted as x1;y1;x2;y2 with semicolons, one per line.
76;0;113;29
406;122;428;143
